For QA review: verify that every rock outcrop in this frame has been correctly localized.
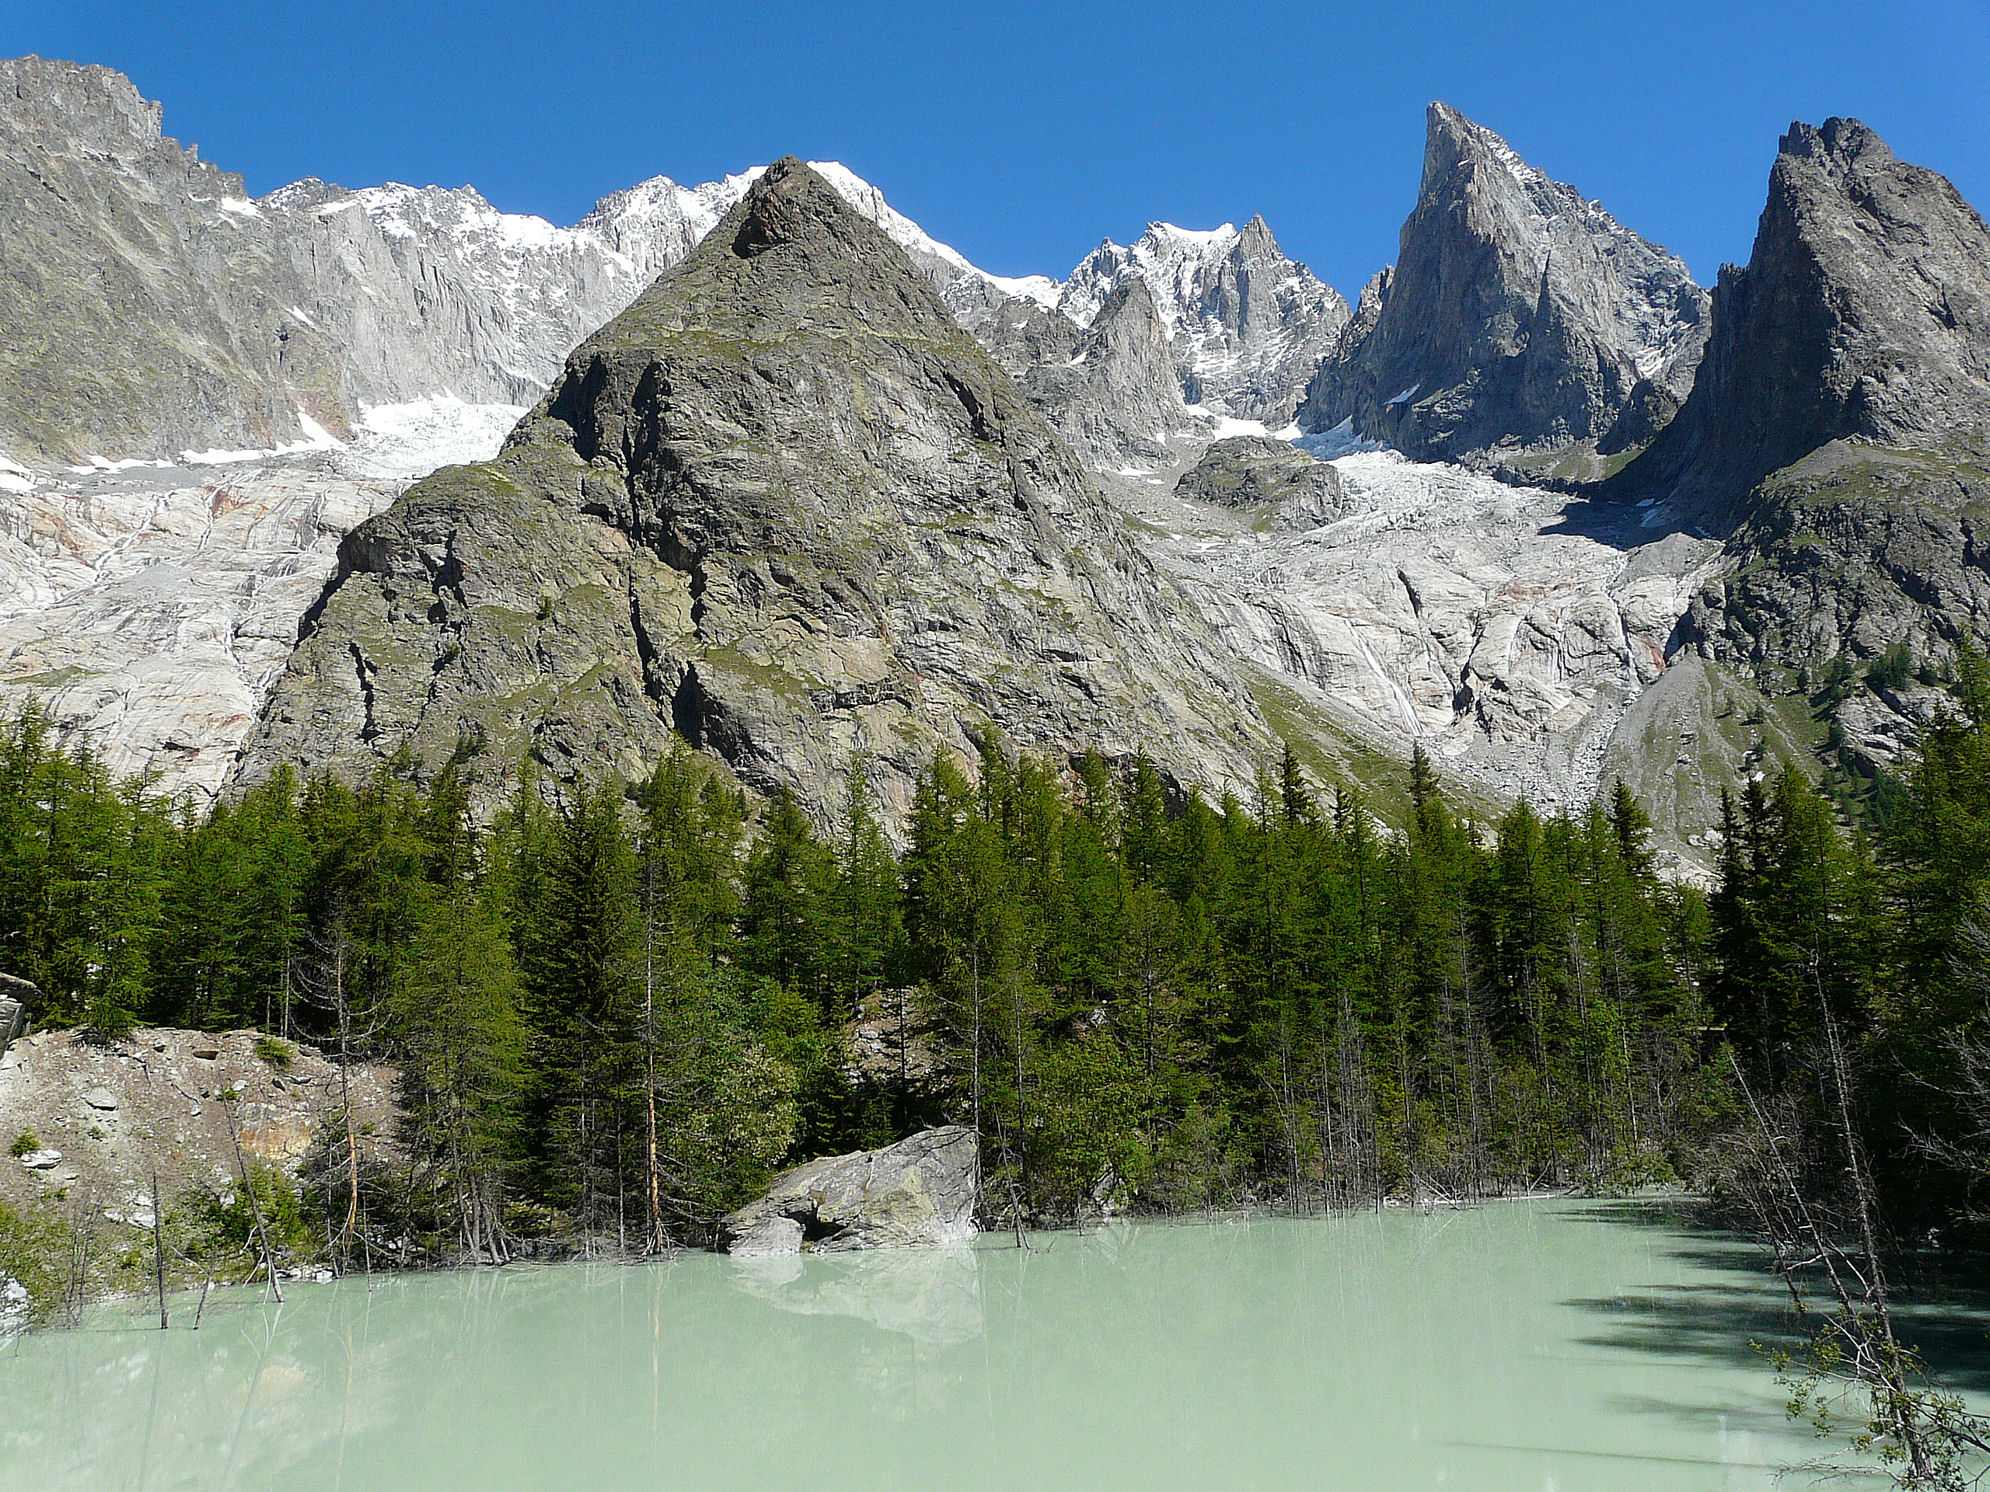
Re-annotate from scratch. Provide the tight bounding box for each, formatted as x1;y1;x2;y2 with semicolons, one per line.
1298;103;1709;470
719;1126;978;1254
994;278;1203;465
1174;435;1346;530
1059;218;1351;425
237;160;1272;818
0;974;30;1054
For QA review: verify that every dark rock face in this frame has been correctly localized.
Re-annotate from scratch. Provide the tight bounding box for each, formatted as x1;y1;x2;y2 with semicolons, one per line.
1174;436;1346;529
237;161;1271;818
1639;118;1990;527
719;1126;978;1254
1298;103;1708;466
1634;120;1990;769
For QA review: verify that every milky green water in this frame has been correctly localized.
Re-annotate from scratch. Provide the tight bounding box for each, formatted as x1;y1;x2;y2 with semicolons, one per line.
3;1198;1982;1491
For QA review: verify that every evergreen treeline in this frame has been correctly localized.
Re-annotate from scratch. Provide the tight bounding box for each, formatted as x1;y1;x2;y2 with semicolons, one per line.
4;695;1989;1259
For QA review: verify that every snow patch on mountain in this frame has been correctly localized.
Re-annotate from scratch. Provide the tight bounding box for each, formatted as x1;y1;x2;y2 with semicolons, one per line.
1059;223;1244;331
337;398;527;480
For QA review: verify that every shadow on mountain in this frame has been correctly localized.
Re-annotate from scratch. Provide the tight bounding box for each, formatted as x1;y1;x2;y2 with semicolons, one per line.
1535;488;1693;553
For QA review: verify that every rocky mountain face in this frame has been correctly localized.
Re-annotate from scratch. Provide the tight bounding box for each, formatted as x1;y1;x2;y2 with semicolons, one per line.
0;57;1056;470
987;279;1205;466
1298;103;1709;472
1616;118;1990;773
1058;219;1350;425
0;456;398;799
236;161;1273;819
1640;117;1990;525
20;51;1990;870
0;56;632;464
1130;448;1721;849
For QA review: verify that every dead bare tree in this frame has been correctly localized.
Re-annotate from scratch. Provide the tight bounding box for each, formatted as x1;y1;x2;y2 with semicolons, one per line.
297;894;373;1274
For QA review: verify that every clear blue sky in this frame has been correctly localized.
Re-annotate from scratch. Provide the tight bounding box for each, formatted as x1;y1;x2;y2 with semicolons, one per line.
6;1;1987;298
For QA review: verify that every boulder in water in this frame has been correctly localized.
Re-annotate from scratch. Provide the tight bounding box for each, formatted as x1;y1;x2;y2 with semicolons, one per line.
720;1126;978;1255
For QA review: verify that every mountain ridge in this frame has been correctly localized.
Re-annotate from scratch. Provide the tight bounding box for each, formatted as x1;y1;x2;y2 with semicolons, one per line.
235;159;1275;819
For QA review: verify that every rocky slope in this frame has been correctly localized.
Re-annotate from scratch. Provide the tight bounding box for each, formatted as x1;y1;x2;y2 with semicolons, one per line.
1640;117;1990;523
15;54;1985;864
1298;103;1709;472
0;456;400;799
1058;219;1350;425
0;1025;398;1235
236;161;1273;819
0;55;631;465
0;57;1058;471
1125;448;1722;842
1619;118;1990;774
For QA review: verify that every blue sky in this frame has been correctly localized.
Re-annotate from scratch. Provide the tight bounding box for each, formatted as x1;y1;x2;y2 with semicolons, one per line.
6;1;1987;298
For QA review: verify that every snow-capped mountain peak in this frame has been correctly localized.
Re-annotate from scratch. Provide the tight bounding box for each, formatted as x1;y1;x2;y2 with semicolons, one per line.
1045;217;1349;424
1058;222;1243;332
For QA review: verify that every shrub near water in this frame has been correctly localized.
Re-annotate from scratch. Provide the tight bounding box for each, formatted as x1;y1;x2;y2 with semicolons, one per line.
0;1198;75;1326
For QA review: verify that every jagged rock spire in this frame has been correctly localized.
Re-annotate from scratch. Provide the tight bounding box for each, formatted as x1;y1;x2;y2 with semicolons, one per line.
1640;117;1990;522
1298;101;1708;469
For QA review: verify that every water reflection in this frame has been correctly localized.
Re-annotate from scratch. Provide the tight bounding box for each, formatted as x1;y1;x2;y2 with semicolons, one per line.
5;1200;1978;1491
726;1243;983;1345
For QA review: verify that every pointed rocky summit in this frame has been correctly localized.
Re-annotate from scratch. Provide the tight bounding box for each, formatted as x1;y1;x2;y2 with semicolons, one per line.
1299;103;1709;471
1640;117;1990;524
1635;119;1990;689
236;159;1271;816
1058;219;1349;426
991;276;1199;464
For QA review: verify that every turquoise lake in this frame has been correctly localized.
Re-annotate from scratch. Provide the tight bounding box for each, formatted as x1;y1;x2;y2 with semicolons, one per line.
4;1197;1985;1490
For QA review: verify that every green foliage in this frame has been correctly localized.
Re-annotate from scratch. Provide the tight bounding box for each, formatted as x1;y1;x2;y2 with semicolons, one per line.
0;1197;74;1325
253;1035;294;1070
196;1164;315;1260
390;890;527;1260
1866;641;1914;694
9;1131;39;1157
15;682;1990;1269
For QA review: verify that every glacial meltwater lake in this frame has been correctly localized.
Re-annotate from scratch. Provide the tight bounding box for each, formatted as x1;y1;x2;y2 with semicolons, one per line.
4;1197;1987;1491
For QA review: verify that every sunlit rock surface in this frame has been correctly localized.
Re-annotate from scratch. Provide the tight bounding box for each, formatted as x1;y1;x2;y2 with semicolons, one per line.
1128;450;1722;818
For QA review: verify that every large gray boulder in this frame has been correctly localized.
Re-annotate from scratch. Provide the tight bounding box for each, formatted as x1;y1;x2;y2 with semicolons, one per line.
719;1126;979;1255
0;973;33;1055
